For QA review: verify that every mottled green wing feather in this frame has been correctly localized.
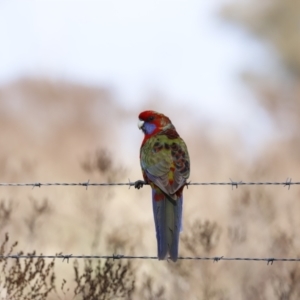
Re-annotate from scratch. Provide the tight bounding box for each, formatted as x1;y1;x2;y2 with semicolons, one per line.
140;133;190;199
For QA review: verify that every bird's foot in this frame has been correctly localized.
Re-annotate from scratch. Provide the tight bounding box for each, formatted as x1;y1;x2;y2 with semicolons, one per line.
134;180;146;189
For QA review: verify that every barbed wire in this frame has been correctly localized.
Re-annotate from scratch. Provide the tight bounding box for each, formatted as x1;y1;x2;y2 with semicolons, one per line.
0;179;298;265
0;178;296;189
0;179;297;265
0;254;299;265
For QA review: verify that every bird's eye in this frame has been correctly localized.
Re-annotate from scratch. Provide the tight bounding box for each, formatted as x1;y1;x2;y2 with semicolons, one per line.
147;116;154;121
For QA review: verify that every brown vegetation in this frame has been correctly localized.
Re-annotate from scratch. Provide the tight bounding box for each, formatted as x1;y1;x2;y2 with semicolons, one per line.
1;1;300;296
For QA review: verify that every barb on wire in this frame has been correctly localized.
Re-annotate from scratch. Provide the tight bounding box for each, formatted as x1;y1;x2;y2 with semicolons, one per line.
284;177;292;190
0;254;300;264
213;256;224;262
229;178;243;189
61;254;72;263
32;183;41;189
83;179;90;190
0;179;299;188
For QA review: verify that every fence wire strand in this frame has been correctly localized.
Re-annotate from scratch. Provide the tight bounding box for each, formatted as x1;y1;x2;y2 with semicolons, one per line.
0;254;299;264
0;178;297;264
0;178;296;189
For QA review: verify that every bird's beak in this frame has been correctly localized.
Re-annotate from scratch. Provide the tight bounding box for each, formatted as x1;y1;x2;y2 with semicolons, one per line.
138;120;144;130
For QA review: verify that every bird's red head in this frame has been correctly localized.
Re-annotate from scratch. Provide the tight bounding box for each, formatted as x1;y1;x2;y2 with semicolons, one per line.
138;110;172;136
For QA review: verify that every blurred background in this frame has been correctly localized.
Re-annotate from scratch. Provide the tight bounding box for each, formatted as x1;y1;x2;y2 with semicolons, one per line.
1;0;300;299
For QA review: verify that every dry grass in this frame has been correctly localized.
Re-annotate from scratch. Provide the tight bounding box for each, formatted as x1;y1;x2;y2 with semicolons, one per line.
0;233;135;300
0;79;299;299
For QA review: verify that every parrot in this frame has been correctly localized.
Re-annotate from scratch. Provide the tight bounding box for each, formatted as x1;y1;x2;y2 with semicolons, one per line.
135;110;190;262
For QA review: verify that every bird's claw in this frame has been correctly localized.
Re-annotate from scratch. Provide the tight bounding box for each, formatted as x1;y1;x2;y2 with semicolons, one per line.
134;180;145;189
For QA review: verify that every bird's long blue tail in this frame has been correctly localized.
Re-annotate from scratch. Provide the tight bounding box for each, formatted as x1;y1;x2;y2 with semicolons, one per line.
152;190;183;262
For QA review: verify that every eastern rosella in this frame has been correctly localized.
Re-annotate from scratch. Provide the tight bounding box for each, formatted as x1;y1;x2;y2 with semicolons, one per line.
136;110;190;262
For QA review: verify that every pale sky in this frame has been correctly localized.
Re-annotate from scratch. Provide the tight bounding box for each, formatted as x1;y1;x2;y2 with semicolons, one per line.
0;0;274;145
